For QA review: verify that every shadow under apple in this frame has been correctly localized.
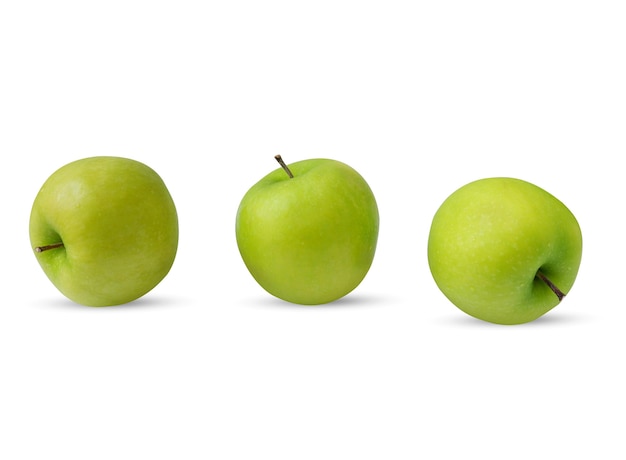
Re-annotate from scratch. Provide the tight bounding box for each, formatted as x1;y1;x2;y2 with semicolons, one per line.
438;310;587;328
30;294;185;310
239;293;394;309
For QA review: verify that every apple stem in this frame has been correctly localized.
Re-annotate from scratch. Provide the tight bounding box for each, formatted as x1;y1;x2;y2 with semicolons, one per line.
536;271;565;301
35;242;64;253
275;155;294;179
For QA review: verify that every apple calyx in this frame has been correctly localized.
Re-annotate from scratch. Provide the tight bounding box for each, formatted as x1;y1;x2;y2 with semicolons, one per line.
274;155;294;179
536;271;565;301
35;242;65;253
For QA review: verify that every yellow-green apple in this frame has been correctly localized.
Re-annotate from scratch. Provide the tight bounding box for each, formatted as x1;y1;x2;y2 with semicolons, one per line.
29;156;179;306
427;177;582;325
236;156;379;305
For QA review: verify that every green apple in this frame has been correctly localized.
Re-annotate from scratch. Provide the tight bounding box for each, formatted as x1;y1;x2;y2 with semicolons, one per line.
29;156;179;306
235;156;379;305
427;177;582;325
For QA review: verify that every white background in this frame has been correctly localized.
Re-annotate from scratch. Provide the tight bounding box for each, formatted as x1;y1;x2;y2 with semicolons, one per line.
1;1;625;459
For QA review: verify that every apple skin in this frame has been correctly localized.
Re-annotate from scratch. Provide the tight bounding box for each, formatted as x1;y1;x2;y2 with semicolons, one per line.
427;177;582;325
29;156;178;306
236;158;379;305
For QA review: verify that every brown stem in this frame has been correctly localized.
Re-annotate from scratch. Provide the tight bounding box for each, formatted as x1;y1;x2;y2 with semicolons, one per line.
274;155;294;178
536;271;565;301
35;242;64;253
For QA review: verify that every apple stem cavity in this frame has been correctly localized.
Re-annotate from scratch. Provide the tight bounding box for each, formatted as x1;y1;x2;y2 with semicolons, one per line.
275;155;294;179
536;271;565;301
35;242;65;253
